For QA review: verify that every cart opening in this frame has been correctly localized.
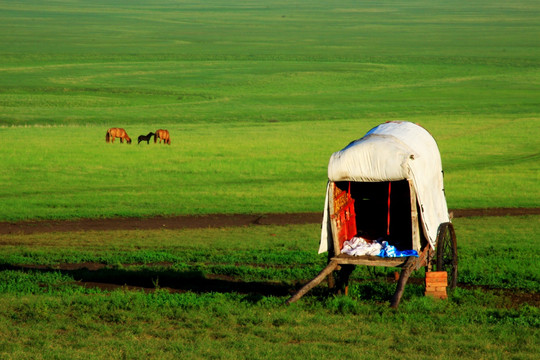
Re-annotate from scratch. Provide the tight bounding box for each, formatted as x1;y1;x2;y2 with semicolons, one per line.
333;179;427;254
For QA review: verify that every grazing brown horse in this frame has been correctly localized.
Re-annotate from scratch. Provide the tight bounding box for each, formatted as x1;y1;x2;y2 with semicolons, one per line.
154;129;171;145
106;128;132;144
138;132;155;144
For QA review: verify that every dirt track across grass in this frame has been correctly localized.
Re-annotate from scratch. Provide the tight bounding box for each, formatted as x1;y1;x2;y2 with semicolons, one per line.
0;208;538;235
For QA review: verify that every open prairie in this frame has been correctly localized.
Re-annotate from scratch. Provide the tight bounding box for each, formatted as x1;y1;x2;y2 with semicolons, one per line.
0;0;539;359
0;0;538;220
0;120;538;221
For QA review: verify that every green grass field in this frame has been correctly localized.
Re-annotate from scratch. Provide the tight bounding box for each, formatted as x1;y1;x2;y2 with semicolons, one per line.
1;216;538;292
1;0;539;126
0;216;538;359
0;119;538;221
0;0;539;359
1;0;538;221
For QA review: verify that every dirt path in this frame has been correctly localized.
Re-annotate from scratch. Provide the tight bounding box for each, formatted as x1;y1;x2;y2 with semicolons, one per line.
0;208;538;235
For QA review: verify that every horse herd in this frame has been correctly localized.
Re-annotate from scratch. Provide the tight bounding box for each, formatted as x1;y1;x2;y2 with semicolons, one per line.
105;128;171;145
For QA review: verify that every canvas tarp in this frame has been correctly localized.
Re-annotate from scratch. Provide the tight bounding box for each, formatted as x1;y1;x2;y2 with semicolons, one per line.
319;121;450;253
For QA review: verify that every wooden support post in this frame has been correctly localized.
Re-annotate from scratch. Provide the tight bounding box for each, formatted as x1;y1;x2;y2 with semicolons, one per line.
336;264;355;295
425;246;434;273
329;182;342;256
327;253;336;289
287;261;339;304
390;256;417;308
409;180;421;252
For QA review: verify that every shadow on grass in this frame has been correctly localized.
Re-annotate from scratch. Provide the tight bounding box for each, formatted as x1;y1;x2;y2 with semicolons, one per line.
0;263;307;299
1;263;441;305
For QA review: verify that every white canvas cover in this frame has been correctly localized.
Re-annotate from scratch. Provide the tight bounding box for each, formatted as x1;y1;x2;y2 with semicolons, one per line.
319;121;450;253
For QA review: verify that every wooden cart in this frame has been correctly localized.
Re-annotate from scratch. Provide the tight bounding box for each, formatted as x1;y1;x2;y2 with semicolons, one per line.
287;122;458;308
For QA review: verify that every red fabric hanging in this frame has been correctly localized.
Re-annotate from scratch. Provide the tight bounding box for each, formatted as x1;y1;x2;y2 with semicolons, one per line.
332;182;357;250
387;182;391;236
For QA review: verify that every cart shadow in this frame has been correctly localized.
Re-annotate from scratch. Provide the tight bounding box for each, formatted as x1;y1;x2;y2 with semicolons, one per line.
1;263;423;304
1;263;298;300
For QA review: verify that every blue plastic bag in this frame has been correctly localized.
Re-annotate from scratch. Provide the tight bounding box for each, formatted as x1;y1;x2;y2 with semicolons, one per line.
378;241;419;258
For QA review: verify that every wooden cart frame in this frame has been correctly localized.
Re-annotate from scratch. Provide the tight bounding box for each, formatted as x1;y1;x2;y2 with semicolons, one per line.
287;179;458;308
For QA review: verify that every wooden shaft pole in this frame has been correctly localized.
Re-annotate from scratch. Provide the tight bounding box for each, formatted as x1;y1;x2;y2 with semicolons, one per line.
390;257;417;308
286;261;339;304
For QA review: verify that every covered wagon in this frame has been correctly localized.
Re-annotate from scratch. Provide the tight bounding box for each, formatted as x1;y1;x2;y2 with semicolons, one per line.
288;121;458;307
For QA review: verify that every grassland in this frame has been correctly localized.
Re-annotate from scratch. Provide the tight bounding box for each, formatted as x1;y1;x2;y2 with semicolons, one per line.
0;119;538;221
1;217;539;292
1;0;539;126
0;0;538;221
0;216;538;359
0;0;539;359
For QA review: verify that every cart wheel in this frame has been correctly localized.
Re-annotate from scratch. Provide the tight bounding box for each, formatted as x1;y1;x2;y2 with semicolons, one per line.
435;222;458;290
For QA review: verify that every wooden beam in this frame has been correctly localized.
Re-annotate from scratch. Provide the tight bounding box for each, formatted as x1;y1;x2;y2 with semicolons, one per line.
390;256;417;308
287;261;339;304
329;182;341;256
409;180;421;252
412;246;430;271
330;255;408;267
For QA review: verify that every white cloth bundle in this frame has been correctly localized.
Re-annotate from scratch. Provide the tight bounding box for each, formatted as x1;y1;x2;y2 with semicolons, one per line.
341;237;383;256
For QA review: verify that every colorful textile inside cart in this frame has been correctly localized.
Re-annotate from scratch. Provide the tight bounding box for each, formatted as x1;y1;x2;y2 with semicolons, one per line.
342;237;418;257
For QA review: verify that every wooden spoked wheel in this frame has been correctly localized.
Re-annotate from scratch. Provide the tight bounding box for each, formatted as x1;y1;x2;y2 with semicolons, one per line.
435;222;458;290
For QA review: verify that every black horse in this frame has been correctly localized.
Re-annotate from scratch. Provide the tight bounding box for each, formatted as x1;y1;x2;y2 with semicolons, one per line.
137;132;155;144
